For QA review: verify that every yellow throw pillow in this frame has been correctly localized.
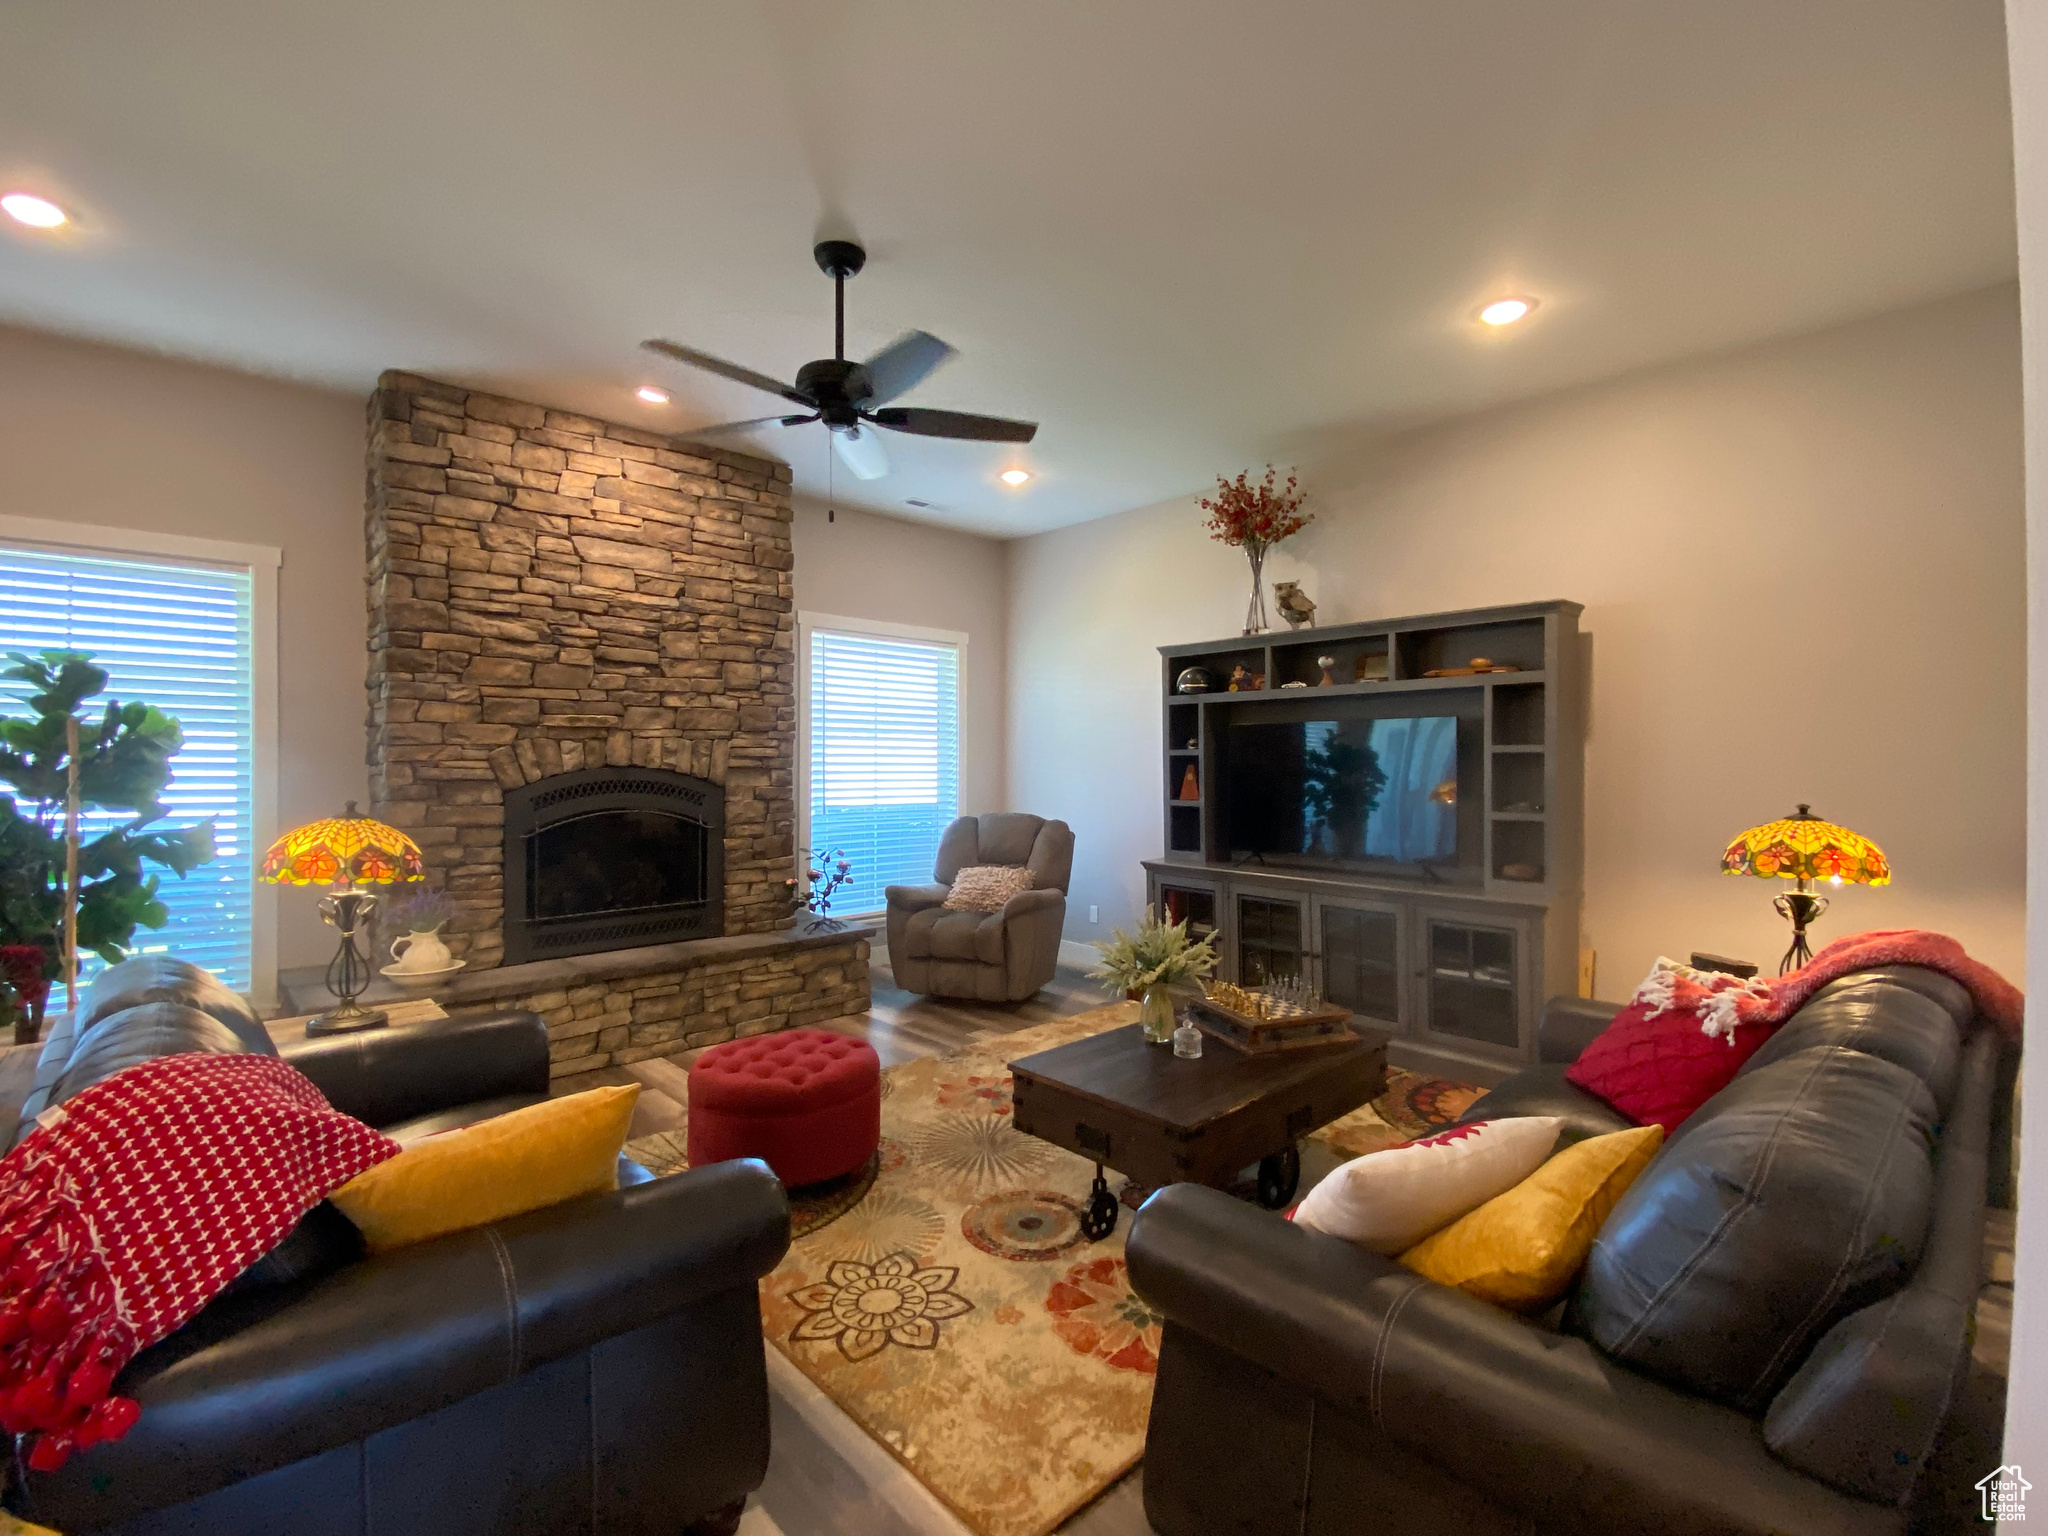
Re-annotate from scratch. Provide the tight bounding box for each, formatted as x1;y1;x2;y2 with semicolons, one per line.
330;1085;640;1254
1398;1124;1663;1312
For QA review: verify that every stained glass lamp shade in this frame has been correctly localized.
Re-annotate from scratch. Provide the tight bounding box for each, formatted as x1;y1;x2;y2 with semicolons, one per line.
262;805;425;887
260;803;425;1034
1722;804;1888;975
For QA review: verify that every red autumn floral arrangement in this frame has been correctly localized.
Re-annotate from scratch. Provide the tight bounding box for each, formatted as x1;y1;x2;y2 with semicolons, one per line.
1200;465;1311;554
1200;465;1312;634
0;946;48;1042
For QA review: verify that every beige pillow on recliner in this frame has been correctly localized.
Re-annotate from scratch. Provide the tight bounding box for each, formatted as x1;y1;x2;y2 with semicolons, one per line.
943;864;1034;913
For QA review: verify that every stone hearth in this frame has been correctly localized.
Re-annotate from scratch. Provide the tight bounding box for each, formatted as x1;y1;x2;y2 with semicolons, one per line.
280;928;872;1076
360;372;870;1072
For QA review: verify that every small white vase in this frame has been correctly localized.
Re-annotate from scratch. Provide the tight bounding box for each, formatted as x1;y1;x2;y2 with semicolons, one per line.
389;928;454;975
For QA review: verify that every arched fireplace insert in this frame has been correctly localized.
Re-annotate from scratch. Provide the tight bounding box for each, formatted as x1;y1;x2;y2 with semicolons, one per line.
502;767;724;966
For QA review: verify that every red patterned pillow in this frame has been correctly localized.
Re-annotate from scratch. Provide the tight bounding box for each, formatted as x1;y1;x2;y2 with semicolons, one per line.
1565;958;1774;1134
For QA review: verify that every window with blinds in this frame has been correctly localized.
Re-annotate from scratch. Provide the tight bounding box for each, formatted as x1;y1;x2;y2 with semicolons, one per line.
0;545;256;990
805;626;962;916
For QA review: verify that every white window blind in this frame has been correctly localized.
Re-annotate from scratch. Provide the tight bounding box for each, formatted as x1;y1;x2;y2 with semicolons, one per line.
0;545;255;990
806;627;961;916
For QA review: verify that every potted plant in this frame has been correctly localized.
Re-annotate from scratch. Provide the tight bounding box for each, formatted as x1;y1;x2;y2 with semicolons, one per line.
1091;912;1220;1045
0;651;216;1043
384;887;457;979
1200;465;1312;635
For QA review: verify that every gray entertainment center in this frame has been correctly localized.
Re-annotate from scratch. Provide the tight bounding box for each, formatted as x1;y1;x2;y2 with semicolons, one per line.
1143;599;1583;1082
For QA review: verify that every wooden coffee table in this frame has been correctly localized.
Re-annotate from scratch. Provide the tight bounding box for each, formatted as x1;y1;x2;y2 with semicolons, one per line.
1009;1024;1389;1239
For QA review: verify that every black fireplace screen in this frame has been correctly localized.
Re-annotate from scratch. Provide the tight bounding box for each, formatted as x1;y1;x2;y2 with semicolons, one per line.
502;768;723;965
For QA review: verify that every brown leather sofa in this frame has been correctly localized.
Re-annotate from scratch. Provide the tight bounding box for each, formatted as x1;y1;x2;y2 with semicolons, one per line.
884;812;1075;1001
6;958;791;1536
1128;965;2014;1536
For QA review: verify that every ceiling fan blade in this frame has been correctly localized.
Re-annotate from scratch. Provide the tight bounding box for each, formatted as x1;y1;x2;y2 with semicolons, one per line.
831;424;890;480
860;330;958;405
677;414;818;438
640;339;812;407
868;406;1038;443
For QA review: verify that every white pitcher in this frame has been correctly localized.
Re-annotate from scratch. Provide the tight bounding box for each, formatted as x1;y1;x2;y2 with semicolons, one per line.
389;929;454;975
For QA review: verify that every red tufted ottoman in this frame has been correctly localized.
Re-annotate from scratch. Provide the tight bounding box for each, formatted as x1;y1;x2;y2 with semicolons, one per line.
686;1029;882;1187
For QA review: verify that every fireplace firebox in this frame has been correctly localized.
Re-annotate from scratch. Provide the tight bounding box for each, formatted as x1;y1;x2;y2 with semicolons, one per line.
502;768;724;966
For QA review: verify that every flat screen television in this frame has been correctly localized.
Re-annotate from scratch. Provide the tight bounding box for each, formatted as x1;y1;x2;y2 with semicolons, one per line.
1223;716;1460;867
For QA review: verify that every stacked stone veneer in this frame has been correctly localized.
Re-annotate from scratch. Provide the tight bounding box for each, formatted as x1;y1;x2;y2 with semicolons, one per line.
363;371;870;1074
365;370;797;968
441;934;873;1077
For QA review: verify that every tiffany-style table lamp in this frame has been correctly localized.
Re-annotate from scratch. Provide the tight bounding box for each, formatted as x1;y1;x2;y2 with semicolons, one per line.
261;802;425;1034
1721;804;1889;975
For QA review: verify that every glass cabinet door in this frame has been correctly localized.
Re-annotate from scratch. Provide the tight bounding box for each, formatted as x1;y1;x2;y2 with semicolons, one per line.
1236;894;1305;985
1422;917;1521;1051
1157;884;1219;945
1319;903;1401;1026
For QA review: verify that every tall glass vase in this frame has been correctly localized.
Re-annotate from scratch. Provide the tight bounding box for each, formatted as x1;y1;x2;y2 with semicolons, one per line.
1242;544;1270;635
1140;983;1177;1045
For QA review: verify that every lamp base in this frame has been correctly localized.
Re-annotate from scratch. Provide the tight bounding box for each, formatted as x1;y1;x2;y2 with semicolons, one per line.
306;1001;389;1036
1773;888;1830;976
315;886;386;1035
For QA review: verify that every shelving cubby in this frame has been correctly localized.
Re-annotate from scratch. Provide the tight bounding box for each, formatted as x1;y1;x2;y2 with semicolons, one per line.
1150;599;1584;1078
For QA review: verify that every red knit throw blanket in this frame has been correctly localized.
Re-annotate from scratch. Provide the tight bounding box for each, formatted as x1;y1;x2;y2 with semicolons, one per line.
1671;928;2022;1044
0;1054;398;1471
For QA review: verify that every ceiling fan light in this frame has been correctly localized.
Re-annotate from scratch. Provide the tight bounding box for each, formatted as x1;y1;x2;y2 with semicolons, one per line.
1000;469;1031;486
635;385;670;404
1478;297;1535;327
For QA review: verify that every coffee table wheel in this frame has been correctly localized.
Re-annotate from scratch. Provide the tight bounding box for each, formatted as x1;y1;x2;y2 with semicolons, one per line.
1257;1145;1301;1209
1080;1165;1119;1240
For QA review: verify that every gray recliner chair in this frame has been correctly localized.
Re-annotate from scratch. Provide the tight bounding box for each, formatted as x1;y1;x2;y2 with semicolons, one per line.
885;813;1075;1002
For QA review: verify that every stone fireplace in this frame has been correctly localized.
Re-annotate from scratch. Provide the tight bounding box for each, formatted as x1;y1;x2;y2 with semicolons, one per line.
361;372;868;1074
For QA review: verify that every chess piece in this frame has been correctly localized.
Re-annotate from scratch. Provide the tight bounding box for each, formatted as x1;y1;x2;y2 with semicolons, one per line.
1317;654;1337;686
1273;581;1317;630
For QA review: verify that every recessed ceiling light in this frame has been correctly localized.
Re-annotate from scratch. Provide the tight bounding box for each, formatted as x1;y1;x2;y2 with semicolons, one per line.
1478;297;1535;327
635;385;670;404
2;192;68;229
1000;469;1031;486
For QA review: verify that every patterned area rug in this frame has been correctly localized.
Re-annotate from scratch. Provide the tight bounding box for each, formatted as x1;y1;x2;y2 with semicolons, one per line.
624;1004;1481;1536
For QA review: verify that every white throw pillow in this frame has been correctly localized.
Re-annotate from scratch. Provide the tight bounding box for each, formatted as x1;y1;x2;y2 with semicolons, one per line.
943;864;1034;913
1291;1117;1564;1253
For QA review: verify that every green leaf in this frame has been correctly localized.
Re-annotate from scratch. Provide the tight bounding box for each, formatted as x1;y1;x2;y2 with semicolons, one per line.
0;654;217;959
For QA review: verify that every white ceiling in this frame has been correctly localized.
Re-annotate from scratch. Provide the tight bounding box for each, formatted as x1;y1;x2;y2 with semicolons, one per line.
0;1;2016;537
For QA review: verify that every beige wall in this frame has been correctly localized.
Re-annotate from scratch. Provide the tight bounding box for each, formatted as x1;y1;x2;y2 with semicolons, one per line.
0;323;368;972
791;497;1008;819
1009;285;2026;994
2003;0;2042;1483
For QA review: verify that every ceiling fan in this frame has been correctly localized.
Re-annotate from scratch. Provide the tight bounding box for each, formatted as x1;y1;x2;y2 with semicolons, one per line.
641;240;1037;481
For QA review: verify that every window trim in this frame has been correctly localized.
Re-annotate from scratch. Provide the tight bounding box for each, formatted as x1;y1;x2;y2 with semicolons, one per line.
0;515;282;1009
796;611;968;919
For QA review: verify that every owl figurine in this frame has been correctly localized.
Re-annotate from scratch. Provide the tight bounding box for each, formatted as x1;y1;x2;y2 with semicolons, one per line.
1273;580;1317;630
